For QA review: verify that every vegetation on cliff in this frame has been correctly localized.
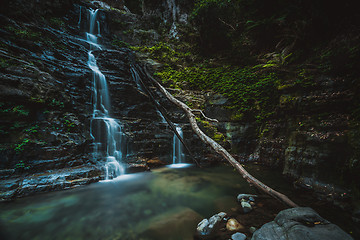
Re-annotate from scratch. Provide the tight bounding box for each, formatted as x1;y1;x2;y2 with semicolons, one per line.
124;0;360;200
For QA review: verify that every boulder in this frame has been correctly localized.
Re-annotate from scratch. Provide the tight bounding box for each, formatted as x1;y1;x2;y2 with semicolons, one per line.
141;207;203;240
251;207;353;240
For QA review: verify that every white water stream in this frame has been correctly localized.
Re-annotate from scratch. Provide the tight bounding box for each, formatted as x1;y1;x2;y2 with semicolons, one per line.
87;9;125;179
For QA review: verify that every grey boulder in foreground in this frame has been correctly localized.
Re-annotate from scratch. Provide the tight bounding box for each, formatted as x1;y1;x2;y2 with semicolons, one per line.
252;207;353;240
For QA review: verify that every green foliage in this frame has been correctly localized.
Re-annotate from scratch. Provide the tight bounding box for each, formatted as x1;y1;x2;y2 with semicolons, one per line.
156;66;279;122
14;138;30;152
6;26;41;40
276;68;314;90
49;18;65;27
0;58;10;69
30;97;46;103
132;42;191;66
62;116;75;132
112;39;131;48
25;125;39;134
196;117;227;144
0;103;29;116
49;99;64;108
15;160;30;170
317;38;360;75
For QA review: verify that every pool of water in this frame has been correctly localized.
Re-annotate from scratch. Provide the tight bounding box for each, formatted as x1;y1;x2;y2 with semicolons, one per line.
0;165;258;240
0;164;356;240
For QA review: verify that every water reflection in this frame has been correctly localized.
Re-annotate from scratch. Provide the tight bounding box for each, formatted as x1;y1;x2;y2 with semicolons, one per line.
0;165;250;240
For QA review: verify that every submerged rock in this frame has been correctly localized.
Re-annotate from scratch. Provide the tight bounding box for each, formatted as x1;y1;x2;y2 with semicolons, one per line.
241;199;253;213
226;218;245;231
197;219;210;235
251;207;353;240
237;194;258;202
141;207;202;240
196;212;227;235
249;226;257;233
231;232;247;240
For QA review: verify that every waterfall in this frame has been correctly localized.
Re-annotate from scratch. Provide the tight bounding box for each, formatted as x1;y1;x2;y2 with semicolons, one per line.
130;66;167;123
166;0;179;39
172;125;184;164
86;8;125;179
78;6;82;28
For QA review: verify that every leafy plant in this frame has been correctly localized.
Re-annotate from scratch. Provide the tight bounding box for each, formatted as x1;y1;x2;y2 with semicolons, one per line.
49;18;65;27
15;160;30;170
14;138;30;152
49;99;64;108
156;66;280;122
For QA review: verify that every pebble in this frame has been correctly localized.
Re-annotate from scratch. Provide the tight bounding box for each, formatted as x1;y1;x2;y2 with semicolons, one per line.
241;199;252;213
231;232;247;240
197;219;210;235
197;212;227;235
249;226;257;233
226;218;244;231
237;194;258;202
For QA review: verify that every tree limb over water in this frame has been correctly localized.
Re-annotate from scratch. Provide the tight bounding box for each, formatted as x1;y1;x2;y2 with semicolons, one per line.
144;66;298;208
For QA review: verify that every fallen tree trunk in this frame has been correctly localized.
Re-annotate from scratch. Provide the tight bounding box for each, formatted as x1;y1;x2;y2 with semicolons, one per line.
144;66;298;208
131;64;200;167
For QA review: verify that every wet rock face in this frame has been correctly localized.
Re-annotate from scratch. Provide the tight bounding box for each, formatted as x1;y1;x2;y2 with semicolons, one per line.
203;74;358;201
252;207;353;240
0;0;106;199
0;0;212;200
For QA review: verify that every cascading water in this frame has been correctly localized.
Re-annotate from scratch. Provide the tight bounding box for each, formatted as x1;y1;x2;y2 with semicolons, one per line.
168;124;191;168
130;66;167;123
172;125;184;164
86;8;125;179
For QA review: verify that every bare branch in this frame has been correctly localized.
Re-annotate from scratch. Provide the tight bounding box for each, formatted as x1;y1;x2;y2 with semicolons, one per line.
191;109;219;122
218;17;236;31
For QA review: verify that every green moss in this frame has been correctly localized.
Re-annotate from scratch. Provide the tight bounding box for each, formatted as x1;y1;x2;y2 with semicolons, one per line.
6;26;41;40
49;99;64;108
30;97;46;103
112;39;131;48
0;103;29;116
15;160;30;170
156;66;280;122
62;116;75;132
279;95;298;105
14;138;30;152
0;58;10;68
230;112;244;121
196;117;227;144
49;18;65;27
132;42;192;66
25;125;39;134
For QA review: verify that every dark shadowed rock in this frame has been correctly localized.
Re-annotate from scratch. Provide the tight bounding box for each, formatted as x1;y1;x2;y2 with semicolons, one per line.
251;207;353;240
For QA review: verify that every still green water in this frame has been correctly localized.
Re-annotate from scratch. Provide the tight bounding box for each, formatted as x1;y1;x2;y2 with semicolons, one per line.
0;164;355;240
0;165;260;240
